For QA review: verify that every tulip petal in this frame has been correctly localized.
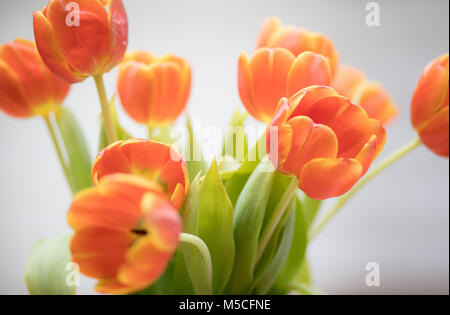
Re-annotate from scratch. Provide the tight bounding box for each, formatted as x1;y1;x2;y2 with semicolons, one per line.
299;158;363;200
357;82;397;125
95;277;141;295
71;227;133;279
418;106;449;157
332;65;365;97
238;52;259;121
0;59;30;117
287;51;332;97
33;11;85;83
411;53;449;128
105;0;128;71
256;17;281;48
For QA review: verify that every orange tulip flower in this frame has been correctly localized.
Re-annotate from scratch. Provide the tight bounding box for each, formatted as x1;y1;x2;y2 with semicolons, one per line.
33;0;128;83
68;173;182;294
411;53;449;157
117;51;191;127
266;86;386;200
92;139;189;209
256;17;339;76
238;48;332;123
0;39;70;118
332;65;397;125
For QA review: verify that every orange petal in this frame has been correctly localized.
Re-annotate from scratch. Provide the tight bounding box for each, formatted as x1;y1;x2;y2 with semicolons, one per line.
287;51;332;97
281;116;338;176
256;17;281;48
354;135;379;175
68;174;162;231
238;52;259;121
95;277;142;295
418;106;449;157
104;0;128;72
71;227;133;279
0;59;30;117
46;0;111;75
357;82;397;125
249;47;295;122
411;53;449;128
288;86;340;119
33;11;85;83
117;62;153;124
299;158;363;200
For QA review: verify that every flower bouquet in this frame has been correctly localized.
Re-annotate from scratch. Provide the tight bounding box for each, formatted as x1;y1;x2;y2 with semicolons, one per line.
0;0;448;295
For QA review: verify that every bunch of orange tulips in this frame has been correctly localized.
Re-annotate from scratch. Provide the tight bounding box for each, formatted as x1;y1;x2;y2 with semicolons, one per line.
0;1;447;295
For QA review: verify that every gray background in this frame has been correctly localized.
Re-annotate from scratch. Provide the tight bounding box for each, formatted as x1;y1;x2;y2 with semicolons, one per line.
0;0;448;294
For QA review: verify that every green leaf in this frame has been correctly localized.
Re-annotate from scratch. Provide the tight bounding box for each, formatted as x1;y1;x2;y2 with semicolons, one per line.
225;132;267;205
302;193;322;229
254;202;296;294
185;117;208;182
97;95;132;152
273;196;308;287
225;158;275;294
54;107;92;193
180;176;213;294
25;234;76;295
197;160;235;293
221;109;248;160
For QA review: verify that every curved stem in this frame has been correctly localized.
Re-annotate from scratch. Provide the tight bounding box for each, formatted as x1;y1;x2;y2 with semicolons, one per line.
179;233;213;283
255;175;298;264
94;75;116;144
309;137;422;240
43;114;74;194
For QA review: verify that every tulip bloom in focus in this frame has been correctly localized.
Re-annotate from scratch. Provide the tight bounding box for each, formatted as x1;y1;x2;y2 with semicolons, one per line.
33;0;128;83
0;39;70;118
92;139;189;209
68;174;181;294
332;65;397;125
411;53;449;157
238;48;332;123
267;86;386;200
117;51;191;127
256;17;339;75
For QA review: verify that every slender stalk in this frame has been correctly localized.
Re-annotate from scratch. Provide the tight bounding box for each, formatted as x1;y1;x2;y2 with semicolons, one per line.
309;137;422;240
255;175;298;264
43;114;74;194
93;75;116;144
179;233;213;284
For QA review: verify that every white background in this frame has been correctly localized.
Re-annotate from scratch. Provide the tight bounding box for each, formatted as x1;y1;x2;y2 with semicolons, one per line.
0;0;448;294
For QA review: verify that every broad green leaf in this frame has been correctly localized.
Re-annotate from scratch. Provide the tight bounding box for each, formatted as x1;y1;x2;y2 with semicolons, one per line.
274;196;308;287
221;109;248;160
254;202;296;294
55;107;92;193
180;175;213;294
185;117;208;182
302;193;322;229
225;158;275;294
197;160;235;293
97;95;132;152
225;132;267;205
25;234;76;295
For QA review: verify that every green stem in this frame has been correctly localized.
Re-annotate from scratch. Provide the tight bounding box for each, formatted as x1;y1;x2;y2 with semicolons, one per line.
255;175;298;264
94;75;116;145
309;137;421;240
43;114;74;194
179;233;213;284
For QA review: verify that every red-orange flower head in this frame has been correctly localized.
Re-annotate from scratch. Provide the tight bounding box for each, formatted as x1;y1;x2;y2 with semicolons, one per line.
411;53;449;157
117;51;191;127
33;0;128;83
68;174;182;294
238;48;332;123
92;139;189;210
0;39;70;118
332;65;398;125
256;17;339;76
266;86;386;200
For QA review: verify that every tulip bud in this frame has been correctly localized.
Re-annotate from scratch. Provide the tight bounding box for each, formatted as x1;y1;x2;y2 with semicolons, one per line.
266;86;386;200
332;65;397;125
411;53;449;157
256;17;339;76
238;48;331;123
0;39;70;118
117;51;191;127
33;0;128;83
